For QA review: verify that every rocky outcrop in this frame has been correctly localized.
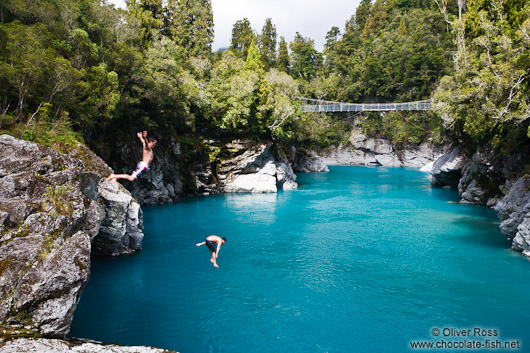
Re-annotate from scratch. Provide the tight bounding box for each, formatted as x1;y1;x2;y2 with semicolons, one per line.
430;146;467;187
92;182;144;256
430;143;530;257
0;135;92;338
0;135;144;339
513;214;530;257
293;149;329;173
494;177;530;238
457;149;505;205
492;176;530;256
0;338;176;352
321;127;439;168
107;136;184;205
219;141;297;193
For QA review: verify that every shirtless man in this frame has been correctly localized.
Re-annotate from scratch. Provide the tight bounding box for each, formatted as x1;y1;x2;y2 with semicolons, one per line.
196;235;227;268
107;131;157;182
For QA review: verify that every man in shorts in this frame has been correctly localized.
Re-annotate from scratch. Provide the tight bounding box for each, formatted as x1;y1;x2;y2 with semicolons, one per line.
107;131;157;182
196;235;227;268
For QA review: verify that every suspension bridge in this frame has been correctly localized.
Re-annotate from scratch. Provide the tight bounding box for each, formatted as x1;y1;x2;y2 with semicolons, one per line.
297;97;432;113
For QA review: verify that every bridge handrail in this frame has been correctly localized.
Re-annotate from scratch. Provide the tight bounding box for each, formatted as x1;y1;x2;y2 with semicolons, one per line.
295;96;433;112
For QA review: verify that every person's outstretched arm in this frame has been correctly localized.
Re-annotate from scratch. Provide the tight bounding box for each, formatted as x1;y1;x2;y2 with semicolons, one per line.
137;131;147;148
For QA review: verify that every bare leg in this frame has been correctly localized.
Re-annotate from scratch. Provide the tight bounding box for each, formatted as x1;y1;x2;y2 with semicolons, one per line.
106;174;137;182
211;253;219;268
196;242;205;247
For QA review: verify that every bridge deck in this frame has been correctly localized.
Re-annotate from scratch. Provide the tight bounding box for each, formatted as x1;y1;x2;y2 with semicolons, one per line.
298;97;432;113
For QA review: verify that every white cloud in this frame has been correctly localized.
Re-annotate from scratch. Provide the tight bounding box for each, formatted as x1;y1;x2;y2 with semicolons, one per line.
212;0;360;51
107;0;361;51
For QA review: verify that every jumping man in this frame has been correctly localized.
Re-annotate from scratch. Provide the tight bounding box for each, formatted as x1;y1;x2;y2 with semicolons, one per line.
196;235;227;268
107;131;157;182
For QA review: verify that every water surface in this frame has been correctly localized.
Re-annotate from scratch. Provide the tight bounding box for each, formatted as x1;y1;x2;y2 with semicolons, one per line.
71;166;530;352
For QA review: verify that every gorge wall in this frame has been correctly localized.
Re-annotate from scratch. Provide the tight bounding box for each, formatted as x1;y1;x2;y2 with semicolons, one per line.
319;127;442;169
0;135;174;352
430;144;530;257
107;137;298;204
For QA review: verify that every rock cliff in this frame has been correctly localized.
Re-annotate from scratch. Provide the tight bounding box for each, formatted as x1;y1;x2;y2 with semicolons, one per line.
105;136;184;206
217;140;297;193
292;149;329;173
107;138;297;204
320;127;440;168
0;135;144;340
430;144;530;257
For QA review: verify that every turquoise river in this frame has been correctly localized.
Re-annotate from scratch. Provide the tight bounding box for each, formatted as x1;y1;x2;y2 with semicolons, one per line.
70;166;530;352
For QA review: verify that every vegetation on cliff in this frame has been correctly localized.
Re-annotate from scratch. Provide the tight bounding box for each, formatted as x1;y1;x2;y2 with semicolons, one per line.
0;0;528;168
432;0;530;155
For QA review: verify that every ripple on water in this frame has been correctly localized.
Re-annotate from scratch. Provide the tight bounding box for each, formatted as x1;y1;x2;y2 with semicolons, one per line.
71;166;530;353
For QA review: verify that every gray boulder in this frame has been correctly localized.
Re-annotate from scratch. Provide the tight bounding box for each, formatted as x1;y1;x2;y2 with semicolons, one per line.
293;150;329;173
0;338;176;353
494;177;530;238
92;181;144;256
320;127;439;169
219;141;297;193
457;149;504;205
513;214;530;256
402;144;440;169
430;146;467;187
0;135;90;337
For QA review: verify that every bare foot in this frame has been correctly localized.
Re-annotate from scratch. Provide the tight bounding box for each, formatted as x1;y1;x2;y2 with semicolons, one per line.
213;263;219;268
106;175;117;182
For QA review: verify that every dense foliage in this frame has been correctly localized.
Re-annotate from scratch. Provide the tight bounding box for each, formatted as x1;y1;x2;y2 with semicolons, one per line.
433;0;530;153
0;0;303;154
1;0;524;159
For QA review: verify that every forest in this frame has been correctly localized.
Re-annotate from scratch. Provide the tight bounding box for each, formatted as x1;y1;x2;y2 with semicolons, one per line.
0;0;529;159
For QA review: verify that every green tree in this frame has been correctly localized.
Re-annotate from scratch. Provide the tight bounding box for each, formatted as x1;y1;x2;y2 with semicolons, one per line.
259;18;277;69
289;32;323;81
276;36;290;72
230;18;255;58
207;51;257;132
433;0;530;149
362;0;387;38
324;26;340;51
354;0;372;34
163;0;214;57
127;0;163;48
73;63;120;132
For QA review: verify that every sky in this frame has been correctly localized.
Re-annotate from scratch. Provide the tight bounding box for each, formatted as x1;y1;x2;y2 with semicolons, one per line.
108;0;361;51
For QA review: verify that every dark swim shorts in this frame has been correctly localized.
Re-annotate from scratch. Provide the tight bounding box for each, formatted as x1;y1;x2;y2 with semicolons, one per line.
205;239;217;252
